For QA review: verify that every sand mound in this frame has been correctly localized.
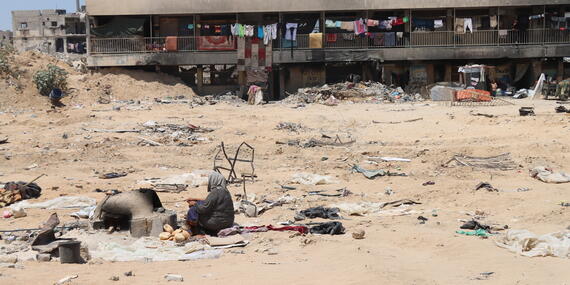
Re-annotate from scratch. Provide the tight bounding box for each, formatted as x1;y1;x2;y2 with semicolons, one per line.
0;50;195;111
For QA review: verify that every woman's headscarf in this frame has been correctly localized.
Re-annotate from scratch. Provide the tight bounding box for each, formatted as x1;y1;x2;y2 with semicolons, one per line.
207;172;227;192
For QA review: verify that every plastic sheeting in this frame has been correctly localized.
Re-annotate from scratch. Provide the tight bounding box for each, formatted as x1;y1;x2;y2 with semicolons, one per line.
290;173;338;185
90;237;223;262
10;196;96;210
331;202;420;217
496;230;570;258
139;170;213;187
530;166;570;184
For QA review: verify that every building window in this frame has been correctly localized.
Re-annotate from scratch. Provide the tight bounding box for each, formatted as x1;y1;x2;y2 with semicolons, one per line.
20;22;28;29
51;21;58;27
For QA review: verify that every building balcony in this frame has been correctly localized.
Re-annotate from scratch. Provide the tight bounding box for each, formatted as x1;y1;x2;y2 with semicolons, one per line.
90;29;570;55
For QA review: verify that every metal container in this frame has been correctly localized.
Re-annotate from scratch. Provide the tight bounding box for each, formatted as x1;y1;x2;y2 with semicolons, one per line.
58;240;82;264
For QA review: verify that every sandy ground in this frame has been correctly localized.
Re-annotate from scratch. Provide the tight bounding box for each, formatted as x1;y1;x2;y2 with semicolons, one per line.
1;68;570;284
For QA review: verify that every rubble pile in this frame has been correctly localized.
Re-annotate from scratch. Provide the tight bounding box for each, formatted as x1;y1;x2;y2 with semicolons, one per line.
283;81;422;105
139;121;214;146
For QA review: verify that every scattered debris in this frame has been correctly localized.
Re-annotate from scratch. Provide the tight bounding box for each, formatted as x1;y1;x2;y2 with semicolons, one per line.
352;229;366;240
310;222;345;235
213;142;255;184
417;216;428;224
368;157;411;162
475;182;499;192
308;188;352;197
98;172;128;179
55;275;79;285
83;128;140;133
444;153;516;171
555;105;570;113
332;200;421;216
283;81;421;105
10;196;96;210
351;165;406;179
296;207;341;220
277;135;355;148
164;274;184;282
290;173;337;185
0;137;7;144
422;181;435;186
496;229;570;258
530;166;570;184
472;272;495;281
456;229;489;237
0;178;43;207
276;122;305;132
519;107;535;116
470;111;495;118
460;220;490;231
139;170;212;188
372;118;423;124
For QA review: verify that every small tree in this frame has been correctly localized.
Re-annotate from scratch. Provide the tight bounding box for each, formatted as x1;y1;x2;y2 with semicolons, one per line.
0;45;15;77
33;64;68;96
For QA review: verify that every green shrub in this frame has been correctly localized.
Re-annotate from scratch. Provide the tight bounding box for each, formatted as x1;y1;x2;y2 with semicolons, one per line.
32;64;68;96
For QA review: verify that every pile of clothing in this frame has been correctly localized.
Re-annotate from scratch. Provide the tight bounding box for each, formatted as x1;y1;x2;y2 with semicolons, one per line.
325;17;409;36
0;181;42;207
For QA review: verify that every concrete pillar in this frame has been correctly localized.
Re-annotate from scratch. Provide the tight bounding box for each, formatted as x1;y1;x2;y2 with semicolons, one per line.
85;16;91;55
557;59;564;81
426;63;435;84
532;60;542;83
63;37;68;54
446;9;454;31
444;64;453;82
279;66;286;99
197;65;204;93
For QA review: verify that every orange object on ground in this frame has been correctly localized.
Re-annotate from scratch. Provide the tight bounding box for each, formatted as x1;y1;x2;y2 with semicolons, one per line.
165;36;178;52
455;89;492;102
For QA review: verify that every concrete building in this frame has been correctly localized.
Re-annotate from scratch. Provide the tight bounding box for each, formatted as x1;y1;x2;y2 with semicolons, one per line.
12;9;86;54
84;0;570;97
0;30;12;47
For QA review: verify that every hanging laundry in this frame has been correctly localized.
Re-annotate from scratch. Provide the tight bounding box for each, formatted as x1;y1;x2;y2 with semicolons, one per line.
271;23;278;40
340;21;354;32
367;19;379;27
326;33;337;43
258;25;264;39
263;25;272;45
325;20;337;28
238;24;245;37
231;24;237;36
396;32;403;39
354;18;367;35
246;25;255;37
391;17;405;26
379;20;392;30
455;18;465;34
312;21;320;33
221;25;231;36
214;25;222;34
373;33;384;46
490;15;498;28
384;32;396;46
464;18;473;33
285;23;298;41
342;33;355;41
187;24;194;30
434;19;444;29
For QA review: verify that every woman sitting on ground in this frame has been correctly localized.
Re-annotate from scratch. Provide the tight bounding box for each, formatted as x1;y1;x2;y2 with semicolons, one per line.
186;172;235;236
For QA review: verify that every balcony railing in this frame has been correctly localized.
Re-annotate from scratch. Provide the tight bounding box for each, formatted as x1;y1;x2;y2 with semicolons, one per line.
90;29;570;54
